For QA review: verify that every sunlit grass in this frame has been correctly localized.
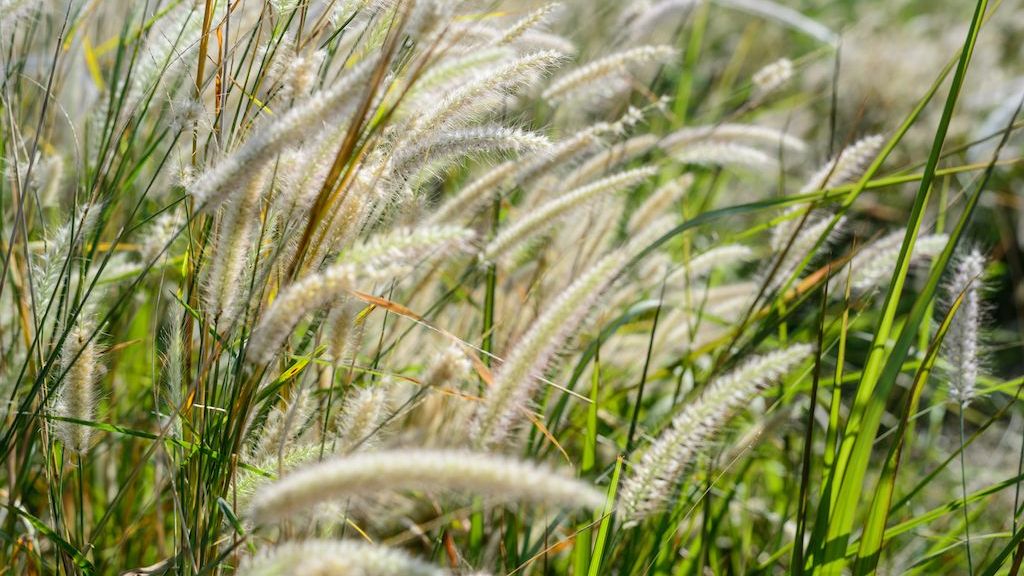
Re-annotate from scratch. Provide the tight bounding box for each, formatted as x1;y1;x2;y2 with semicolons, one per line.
0;0;1022;574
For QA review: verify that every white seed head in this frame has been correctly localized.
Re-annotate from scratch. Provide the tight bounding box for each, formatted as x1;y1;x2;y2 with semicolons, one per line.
765;209;845;292
752;58;794;99
543;45;677;103
51;322;103;454
628;174;693;233
661;123;805;156
943;248;987;406
335;385;392;452
190;57;377;211
620;344;812;524
801;134;885;193
413;50;566;135
392;125;549;181
473;222;672;448
843;231;949;294
421;345;472;389
248;449;605;522
670;142;778;170
499;4;561;46
247;226;474;363
483;166;657;263
202;168;269;333
250;385;314;463
238;539;446;576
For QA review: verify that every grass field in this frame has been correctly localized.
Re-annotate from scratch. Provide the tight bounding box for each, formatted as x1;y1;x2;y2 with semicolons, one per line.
1;0;1023;574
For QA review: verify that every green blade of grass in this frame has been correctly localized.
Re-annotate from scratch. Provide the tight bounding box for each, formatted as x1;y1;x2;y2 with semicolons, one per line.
587;456;623;576
855;288;964;574
814;2;991;572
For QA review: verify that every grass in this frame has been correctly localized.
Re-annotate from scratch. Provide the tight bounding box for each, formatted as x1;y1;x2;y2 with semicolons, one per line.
1;0;1023;574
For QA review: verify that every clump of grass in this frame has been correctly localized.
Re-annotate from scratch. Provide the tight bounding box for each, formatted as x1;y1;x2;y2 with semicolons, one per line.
1;0;1022;574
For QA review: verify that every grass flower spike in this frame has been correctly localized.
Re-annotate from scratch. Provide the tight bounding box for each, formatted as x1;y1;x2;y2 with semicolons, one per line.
249;449;605;522
239;539;446;576
483;166;657;263
247;226;474;363
51;322;103;454
473;223;671;448
943;249;987;406
543;45;677;103
619;344;812;525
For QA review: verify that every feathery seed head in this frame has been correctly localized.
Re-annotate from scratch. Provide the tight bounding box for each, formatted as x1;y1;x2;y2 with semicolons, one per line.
239;539;446;576
661;123;806;156
765;209;845;292
250;385;314;463
247;226;474;363
392;126;549;181
628;174;694;233
682;244;756;279
670;142;778;170
843;231;949;294
335;385;392;452
248;449;605;523
473;222;673;448
619;344;812;524
483;166;658;264
240;539;446;576
203;168;269;333
189;57;378;211
751;58;794;99
52;322;104;454
421;344;473;389
943;248;988;406
801;134;885;193
500;4;561;46
543;45;677;103
414;50;566;134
